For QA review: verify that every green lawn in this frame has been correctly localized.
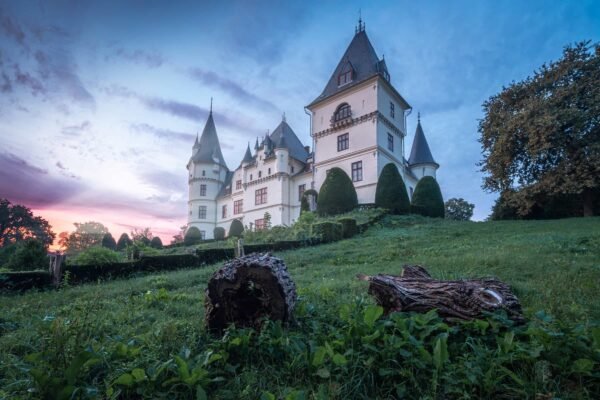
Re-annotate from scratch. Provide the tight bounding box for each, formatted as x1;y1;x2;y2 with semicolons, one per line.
1;216;599;399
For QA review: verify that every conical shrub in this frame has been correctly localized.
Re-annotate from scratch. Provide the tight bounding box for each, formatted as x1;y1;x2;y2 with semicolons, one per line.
411;176;444;218
375;163;410;214
317;167;358;216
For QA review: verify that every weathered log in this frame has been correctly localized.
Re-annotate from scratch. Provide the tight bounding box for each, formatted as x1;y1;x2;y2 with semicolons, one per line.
205;253;297;333
358;265;524;322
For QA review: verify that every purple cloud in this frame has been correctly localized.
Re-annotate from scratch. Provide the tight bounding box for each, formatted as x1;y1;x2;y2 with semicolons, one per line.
130;123;194;142
139;169;186;193
108;48;165;68
13;63;46;96
61;120;91;136
0;11;27;49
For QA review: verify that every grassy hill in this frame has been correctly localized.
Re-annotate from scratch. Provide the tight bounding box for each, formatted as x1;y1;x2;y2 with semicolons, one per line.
1;216;599;398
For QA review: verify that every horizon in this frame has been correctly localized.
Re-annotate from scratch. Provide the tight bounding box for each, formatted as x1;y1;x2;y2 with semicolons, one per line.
1;0;599;244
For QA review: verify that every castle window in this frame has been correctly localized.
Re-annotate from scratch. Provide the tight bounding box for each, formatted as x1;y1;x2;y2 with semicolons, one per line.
268;168;271;175
334;103;351;122
255;219;265;231
199;230;206;240
291;166;294;173
222;205;227;219
298;184;306;201
234;199;243;214
250;174;253;180
236;180;242;190
338;62;353;86
200;184;207;196
202;170;206;177
198;206;207;219
390;102;395;119
387;133;394;152
255;187;267;205
337;133;349;151
351;161;363;182
259;171;262;178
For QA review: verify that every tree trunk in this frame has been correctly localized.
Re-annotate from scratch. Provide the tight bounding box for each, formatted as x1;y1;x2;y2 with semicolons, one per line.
583;188;594;217
358;265;524;323
205;253;297;333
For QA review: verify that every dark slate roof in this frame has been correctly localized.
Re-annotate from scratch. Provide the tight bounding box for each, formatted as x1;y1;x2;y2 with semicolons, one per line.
308;29;389;107
269;120;309;162
216;171;234;198
408;120;438;166
241;144;253;164
190;112;228;168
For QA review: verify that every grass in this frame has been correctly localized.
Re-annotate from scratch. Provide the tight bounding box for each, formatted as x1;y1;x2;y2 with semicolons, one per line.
1;216;599;399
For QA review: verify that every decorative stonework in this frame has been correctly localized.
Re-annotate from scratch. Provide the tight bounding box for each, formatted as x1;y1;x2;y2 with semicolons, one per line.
312;111;404;139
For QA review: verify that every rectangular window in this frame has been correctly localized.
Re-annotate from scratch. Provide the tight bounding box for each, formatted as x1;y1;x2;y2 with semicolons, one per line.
199;230;206;240
298;184;306;201
222;205;227;219
351;161;363;182
390;102;395;119
198;206;207;219
387;133;394;152
255;219;265;231
200;184;207;196
268;168;271;175
255;187;267;205
337;133;349;151
234;199;243;214
236;180;242;190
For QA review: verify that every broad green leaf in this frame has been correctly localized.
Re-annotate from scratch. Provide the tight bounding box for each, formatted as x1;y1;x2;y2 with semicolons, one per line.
433;334;448;370
196;385;207;400
260;392;276;400
332;353;347;366
285;390;306;400
312;347;327;367
175;355;190;380
315;368;330;379
131;368;146;382
115;373;134;386
363;305;384;328
572;358;595;374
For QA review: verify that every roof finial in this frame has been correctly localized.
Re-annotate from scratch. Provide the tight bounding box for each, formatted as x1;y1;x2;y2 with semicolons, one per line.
282;112;286;122
418;111;421;123
355;9;364;33
210;97;213;114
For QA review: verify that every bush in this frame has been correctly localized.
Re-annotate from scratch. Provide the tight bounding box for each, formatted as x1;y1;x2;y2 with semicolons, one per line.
213;227;225;241
375;163;410;214
184;227;203;245
71;246;121;266
338;218;358;238
4;239;48;271
445;198;475;221
101;233;117;250
229;219;244;237
150;236;163;249
300;195;310;213
116;233;132;251
311;222;343;243
317;167;358;216
411;176;444;218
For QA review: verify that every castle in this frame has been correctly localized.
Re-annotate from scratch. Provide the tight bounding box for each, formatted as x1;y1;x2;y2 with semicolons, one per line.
187;21;439;239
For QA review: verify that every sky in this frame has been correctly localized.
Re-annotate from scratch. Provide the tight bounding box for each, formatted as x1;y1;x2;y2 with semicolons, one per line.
1;0;599;244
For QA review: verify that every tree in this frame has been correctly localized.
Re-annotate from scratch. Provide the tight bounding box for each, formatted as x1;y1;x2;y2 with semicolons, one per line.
116;233;132;251
479;41;600;217
375;163;410;214
184;227;202;245
171;225;187;245
4;239;48;271
317;168;358;216
445;198;475;221
411;177;445;218
101;232;117;250
213;227;225;240
263;212;272;230
229;219;244;237
66;222;109;252
0;198;55;248
131;227;152;245
72;246;121;265
150;236;163;249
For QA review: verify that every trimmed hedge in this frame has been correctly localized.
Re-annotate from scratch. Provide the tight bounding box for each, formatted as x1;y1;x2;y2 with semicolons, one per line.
116;233;132;251
0;271;52;292
229;219;244;237
317;168;358;216
184;227;203;245
150;237;163;249
338;218;358;238
311;222;343;243
411;176;445;218
213;227;225;241
375;163;410;214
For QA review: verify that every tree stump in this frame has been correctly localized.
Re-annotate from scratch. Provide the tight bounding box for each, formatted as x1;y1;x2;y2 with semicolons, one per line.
205;253;297;333
357;265;524;323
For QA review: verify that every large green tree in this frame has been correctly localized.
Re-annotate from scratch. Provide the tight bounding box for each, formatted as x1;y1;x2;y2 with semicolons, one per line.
66;221;109;252
479;41;600;217
445;198;475;221
317;168;358;216
0;198;55;248
375;163;410;214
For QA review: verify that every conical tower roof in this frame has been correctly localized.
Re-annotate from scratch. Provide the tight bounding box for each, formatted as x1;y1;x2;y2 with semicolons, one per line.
190;111;227;168
408;117;438;167
241;143;254;164
269;120;308;162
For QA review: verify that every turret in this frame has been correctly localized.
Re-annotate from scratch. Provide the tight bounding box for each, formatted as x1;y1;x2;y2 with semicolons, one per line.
408;113;439;180
275;134;289;173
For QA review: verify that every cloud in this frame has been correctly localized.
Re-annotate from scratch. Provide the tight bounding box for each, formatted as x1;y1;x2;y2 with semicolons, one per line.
130;122;194;142
187;67;278;111
139;169;186;193
61;120;91;136
108;48;165;68
13;63;46;96
0;10;27;49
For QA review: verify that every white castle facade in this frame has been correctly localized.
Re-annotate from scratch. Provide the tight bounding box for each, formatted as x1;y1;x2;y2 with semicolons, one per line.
187;22;439;239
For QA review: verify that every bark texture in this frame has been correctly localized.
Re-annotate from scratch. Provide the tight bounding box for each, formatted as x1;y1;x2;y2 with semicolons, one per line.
205;253;297;333
358;265;523;323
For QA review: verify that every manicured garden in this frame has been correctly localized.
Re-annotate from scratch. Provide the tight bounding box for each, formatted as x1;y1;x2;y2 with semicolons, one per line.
1;216;599;399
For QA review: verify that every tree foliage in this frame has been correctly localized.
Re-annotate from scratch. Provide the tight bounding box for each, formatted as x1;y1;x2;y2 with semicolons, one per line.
66;222;109;252
317;168;358;216
101;233;117;250
445;198;475;221
229;220;244;238
71;246;121;265
184;227;203;245
116;233;132;251
3;239;48;271
411;177;445;218
131;227;153;245
479;41;600;217
375;163;410;214
213;227;225;241
0;198;55;248
150;236;163;249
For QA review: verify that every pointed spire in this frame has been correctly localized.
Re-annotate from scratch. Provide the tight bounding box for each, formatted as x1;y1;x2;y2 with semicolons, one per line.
408;116;438;167
355;9;365;34
210;97;213;114
254;137;259;151
193;132;200;149
190;106;227;168
418;111;421;123
282;112;286;122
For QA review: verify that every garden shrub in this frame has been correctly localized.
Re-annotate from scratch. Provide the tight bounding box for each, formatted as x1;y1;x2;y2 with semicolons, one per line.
375;163;410;214
101;233;117;250
311;221;343;243
71;246;121;265
184;227;203;245
338;218;358;238
317;167;357;216
150;237;163;249
116;233;132;251
229;219;244;237
300;195;309;213
411;176;445;218
213;227;225;241
5;239;48;271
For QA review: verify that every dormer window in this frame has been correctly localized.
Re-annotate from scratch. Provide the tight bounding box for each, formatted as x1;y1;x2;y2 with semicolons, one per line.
338;62;353;87
333;103;352;122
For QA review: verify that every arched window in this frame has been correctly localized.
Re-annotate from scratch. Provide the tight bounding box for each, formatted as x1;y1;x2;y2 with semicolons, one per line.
333;103;352;122
338;62;353;86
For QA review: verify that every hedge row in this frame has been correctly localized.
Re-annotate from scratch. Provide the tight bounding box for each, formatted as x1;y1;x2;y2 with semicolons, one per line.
0;271;53;292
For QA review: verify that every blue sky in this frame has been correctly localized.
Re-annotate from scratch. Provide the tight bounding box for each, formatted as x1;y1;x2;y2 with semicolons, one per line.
1;0;599;240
